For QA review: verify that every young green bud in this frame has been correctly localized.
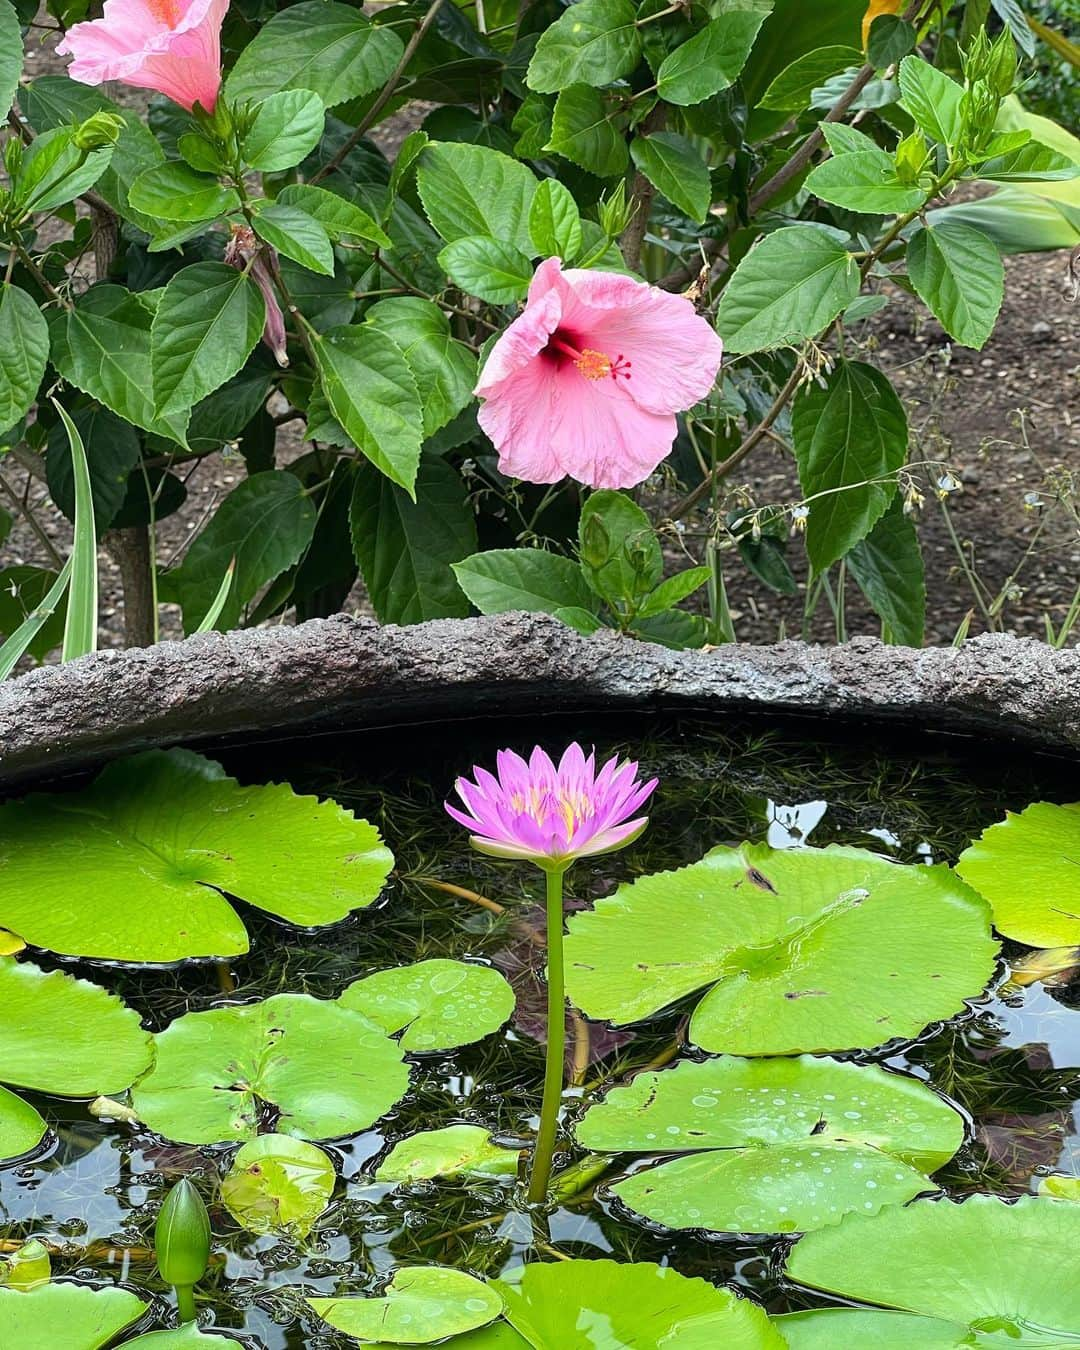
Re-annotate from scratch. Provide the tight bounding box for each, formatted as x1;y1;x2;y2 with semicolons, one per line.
961;27;992;82
894;131;928;184
4;137;21;179
579;512;611;570
72;111;124;151
155;1178;210;1321
987;30;1018;97
597;181;634;239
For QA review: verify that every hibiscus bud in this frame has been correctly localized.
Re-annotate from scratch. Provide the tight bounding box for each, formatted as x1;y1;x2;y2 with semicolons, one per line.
579;512;611;569
987;31;1018;97
894;132;927;185
72;110;123;151
4;137;21;178
598;181;634;238
224;224;289;368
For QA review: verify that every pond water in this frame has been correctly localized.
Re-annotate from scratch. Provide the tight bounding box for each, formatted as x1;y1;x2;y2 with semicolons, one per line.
2;710;1079;1348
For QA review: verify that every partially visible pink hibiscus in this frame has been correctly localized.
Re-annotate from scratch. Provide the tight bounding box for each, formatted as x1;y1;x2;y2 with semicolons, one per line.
57;0;228;114
475;257;723;490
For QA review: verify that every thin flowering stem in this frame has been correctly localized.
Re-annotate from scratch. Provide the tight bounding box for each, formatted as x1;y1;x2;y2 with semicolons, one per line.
529;865;568;1204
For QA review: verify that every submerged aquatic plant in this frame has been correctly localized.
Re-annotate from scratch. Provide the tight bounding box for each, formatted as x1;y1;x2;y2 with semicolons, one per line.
447;743;656;1202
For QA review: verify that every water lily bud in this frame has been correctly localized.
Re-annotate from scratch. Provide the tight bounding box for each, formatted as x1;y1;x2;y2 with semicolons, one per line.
155;1178;210;1292
72;111;123;151
6;1240;51;1291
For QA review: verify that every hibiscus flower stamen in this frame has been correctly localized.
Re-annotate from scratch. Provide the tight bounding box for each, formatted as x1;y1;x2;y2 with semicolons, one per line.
146;0;183;27
547;335;632;382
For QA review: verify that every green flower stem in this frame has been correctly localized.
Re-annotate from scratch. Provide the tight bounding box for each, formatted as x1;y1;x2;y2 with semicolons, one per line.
527;864;568;1204
175;1285;197;1324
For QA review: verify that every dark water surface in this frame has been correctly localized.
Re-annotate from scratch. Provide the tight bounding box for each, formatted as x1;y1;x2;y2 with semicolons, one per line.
3;710;1079;1347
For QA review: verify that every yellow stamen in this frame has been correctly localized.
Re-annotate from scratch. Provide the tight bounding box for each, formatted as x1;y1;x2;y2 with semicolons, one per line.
575;348;613;381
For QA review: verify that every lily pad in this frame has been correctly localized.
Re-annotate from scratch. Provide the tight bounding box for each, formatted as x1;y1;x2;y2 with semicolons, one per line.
785;1195;1080;1343
125;1328;245;1347
0;1283;147;1349
564;844;998;1054
495;1259;783;1349
777;1309;977;1348
221;1133;336;1237
376;1125;523;1183
0;749;393;961
308;1267;504;1344
356;1330;529;1350
577;1057;960;1235
130;994;409;1144
0;1084;48;1162
1040;1174;1080;1201
339;960;515;1051
0;958;153;1095
957;801;1080;946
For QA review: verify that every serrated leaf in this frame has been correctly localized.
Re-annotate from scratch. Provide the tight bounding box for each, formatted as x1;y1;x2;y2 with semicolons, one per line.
253;202;335;276
417;141;537;252
760;46;863;110
50;286;188;443
806;149;926;214
716;225;860;354
128;161;239;222
365;297;477;438
0;0;23;121
276;182;392;247
439;236;534;303
526;0;641;94
313;325;424;495
151;263;266;418
848;498;925;646
528;177;582;259
46;404;141;534
630;131;711;223
906;222;1003;350
656;11;768;105
350;454;477;624
225;0;403;107
0;283;48;433
792;359;908;569
167;471;316;630
898;56;964;145
240;89;325;172
546;83;627;176
453;547;596;615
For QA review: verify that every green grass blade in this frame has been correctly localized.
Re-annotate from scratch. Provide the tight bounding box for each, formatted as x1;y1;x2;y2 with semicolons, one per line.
53;400;98;661
195;557;236;633
0;557;73;680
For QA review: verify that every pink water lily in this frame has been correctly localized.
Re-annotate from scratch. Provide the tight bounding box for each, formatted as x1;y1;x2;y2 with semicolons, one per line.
475;257;723;490
446;743;657;870
57;0;228;113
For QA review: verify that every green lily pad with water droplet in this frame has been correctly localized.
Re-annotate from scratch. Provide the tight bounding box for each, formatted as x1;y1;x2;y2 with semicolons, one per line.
308;1266;504;1344
564;843;998;1054
0;748;393;962
577;1056;960;1235
375;1124;523;1183
785;1195;1080;1343
957;801;1080;947
1040;1173;1080;1201
339;959;515;1051
0;1283;147;1349
221;1133;336;1237
130;993;409;1144
494;1258;784;1349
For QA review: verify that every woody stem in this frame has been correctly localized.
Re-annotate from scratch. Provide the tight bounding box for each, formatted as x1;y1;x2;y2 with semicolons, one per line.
527;865;568;1205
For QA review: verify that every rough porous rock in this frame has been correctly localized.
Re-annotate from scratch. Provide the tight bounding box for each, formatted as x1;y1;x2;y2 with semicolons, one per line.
0;613;1078;788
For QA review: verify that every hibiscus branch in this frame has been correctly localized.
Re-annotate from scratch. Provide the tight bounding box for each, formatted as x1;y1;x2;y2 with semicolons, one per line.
309;0;446;186
619;105;666;273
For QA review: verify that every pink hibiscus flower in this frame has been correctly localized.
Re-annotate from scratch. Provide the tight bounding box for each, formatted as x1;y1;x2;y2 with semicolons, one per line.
475;257;723;490
57;0;228;114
